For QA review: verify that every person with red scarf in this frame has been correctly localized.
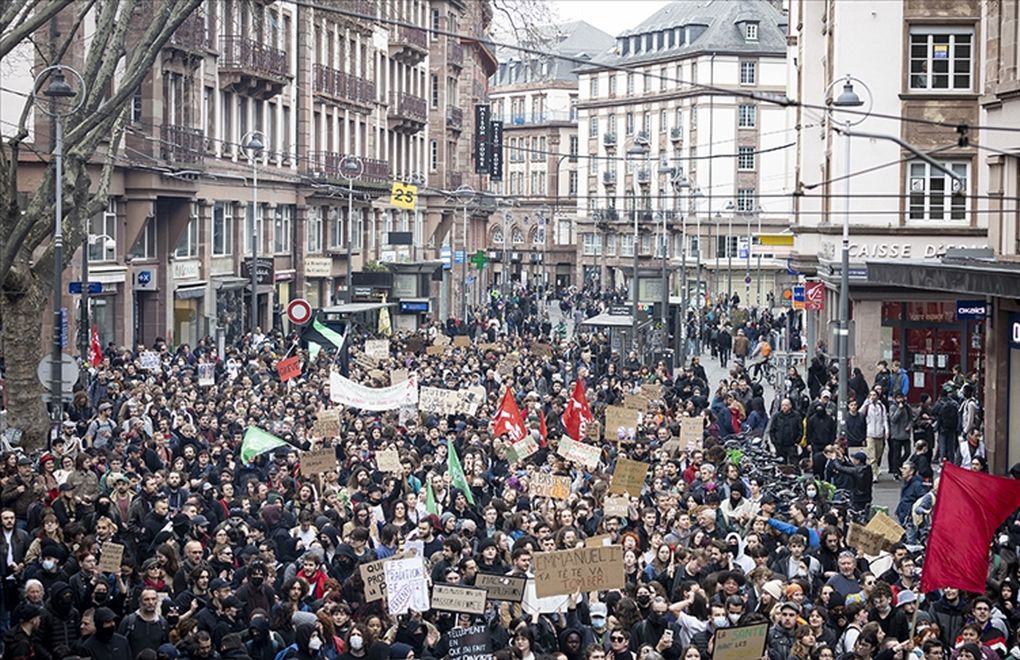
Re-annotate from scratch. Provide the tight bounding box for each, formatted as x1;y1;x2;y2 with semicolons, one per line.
296;551;329;599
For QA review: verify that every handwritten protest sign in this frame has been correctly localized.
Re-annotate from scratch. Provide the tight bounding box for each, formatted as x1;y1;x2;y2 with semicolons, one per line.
431;585;487;615
640;384;661;400
447;625;491;660
604;406;639;443
433;334;451;347
300;448;337;476
586;421;601;442
391;368;409;384
623;394;650;411
533;546;624;598
418;386;485;416
98;542;124;573
585;534;613;548
426;345;446;356
866;510;906;547
603;495;630;518
140;351;160;372
197;363;215;387
608;457;648;495
847;522;885;556
364;339;390;361
361;559;390;602
376;449;402;473
384;556;430;615
712;623;769;660
478;343;500;353
474;573;526;602
557;438;600;470
680;416;704;450
529;473;571;500
311;409;340;438
277;356;301;382
405;337;425;354
530;342;553;358
507;435;539;463
453;335;472;348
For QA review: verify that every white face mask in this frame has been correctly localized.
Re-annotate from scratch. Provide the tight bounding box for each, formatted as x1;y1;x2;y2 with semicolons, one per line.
806;489;817;498
309;636;323;652
728;613;741;624
350;636;364;651
712;616;728;629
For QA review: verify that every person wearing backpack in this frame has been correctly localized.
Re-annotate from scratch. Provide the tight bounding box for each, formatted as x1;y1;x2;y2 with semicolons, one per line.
118;587;169;657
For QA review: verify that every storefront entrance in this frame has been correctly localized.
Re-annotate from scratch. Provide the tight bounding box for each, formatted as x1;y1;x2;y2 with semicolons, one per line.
882;302;984;403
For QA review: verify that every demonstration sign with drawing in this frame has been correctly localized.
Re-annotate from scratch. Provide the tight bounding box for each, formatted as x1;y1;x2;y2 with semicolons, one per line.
418;385;486;416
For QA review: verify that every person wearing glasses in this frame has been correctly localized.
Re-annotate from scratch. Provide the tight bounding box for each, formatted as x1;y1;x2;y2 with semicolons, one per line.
607;629;634;660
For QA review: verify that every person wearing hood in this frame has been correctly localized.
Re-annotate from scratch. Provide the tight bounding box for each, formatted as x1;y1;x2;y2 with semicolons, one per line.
83;606;132;660
245;613;285;660
387;642;414;660
278;621;324;660
806;402;836;479
236;560;276;620
39;579;80;655
630;596;683;660
557;628;585;660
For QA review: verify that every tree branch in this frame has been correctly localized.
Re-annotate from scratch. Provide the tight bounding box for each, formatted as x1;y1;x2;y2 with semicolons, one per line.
0;0;75;61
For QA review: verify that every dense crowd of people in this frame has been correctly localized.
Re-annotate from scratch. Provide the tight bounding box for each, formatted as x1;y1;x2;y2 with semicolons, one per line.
0;284;1003;660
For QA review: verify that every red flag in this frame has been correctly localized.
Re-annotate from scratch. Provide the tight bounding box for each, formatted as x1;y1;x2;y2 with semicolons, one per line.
562;378;593;441
538;409;548;447
493;388;527;442
920;462;1020;594
89;326;103;367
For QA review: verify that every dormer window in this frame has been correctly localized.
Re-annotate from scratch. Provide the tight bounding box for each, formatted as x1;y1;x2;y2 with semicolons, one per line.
745;22;759;41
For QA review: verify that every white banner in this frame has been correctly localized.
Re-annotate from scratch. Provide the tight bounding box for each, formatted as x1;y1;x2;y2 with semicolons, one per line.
330;371;419;411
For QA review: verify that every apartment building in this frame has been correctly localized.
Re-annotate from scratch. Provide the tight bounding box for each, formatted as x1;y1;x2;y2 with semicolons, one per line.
574;0;794;311
788;0;987;400
487;21;614;291
6;0;495;347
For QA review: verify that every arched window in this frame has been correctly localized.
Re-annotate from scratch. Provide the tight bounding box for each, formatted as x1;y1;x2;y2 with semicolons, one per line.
512;226;525;244
491;227;504;245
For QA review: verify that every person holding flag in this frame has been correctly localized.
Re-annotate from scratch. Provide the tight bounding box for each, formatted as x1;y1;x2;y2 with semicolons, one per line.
492;387;527;443
562;377;593;441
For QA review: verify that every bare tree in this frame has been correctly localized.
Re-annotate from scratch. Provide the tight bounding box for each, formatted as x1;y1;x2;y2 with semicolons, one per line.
0;0;202;448
489;0;560;51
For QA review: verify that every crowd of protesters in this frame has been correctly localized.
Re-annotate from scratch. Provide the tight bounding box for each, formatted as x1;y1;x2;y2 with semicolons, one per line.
0;283;1005;660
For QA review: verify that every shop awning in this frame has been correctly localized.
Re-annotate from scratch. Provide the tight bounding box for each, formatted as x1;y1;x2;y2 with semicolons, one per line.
580;313;634;327
866;258;1020;297
175;283;207;299
386;260;445;274
213;276;248;291
321;302;398;315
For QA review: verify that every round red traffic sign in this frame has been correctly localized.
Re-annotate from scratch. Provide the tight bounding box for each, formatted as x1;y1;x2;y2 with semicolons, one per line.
286;298;312;325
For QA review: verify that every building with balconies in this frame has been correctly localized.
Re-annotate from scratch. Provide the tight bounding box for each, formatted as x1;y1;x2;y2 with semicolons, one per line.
575;0;794;309
488;21;614;291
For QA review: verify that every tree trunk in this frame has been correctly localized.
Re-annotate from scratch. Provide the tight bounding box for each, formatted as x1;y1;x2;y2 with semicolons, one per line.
2;273;52;450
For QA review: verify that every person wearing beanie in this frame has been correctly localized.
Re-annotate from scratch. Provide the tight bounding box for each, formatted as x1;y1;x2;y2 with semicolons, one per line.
83;606;132;660
2;602;46;660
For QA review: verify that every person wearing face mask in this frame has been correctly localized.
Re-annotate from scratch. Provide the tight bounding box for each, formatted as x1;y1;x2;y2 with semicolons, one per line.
245;613;286;660
83;606;132;660
630;596;683;659
39;580;81;656
339;625;369;660
236;560;275;620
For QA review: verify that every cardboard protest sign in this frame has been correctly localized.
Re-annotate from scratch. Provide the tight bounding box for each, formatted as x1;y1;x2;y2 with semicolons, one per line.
361;559;390;602
533;546;624;598
603;495;630;518
680;416;704;450
847;522;885;556
529;473;571;500
433;334;451;347
311;409;340;438
557;438;600;470
866;510;906;547
300;448;337;476
604;406;639;443
384;556;430;615
608;457;648;495
640;384;661;400
426;345;446;356
277;356;302;382
496;358;518;378
531;342;553;358
447;625;491;660
508;436;539;462
711;622;769;660
453;335;472;348
474;573;526;602
364;339;390;361
431;585;487;615
391;368;409;384
376;449;402;473
140;351;160;372
98;542;124;573
419;386;485;416
197;363;215;387
585;534;613;548
623;394;650;411
585;421;601;442
478;343;500;353
405;337;425;354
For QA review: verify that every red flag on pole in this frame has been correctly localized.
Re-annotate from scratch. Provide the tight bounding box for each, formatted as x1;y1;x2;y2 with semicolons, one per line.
493;388;527;442
89;326;103;367
920;462;1020;594
538;409;548;447
561;378;593;441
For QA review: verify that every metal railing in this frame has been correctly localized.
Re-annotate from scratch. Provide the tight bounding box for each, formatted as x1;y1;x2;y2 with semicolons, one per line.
161;124;205;163
593;208;619;222
603;132;617;147
219;35;288;79
168;9;209;51
396;25;428;51
389;91;427;122
446;106;463;129
306;152;390;184
312;63;376;105
602;171;617;186
636;168;651;184
670;127;683;142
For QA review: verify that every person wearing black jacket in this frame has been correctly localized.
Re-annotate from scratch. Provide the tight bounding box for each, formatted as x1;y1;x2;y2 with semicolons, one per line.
831;452;874;513
770;398;804;466
39;580;80;656
807;404;837;479
845;399;867;449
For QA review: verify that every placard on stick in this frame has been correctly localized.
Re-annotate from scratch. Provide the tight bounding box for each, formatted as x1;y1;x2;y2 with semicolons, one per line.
557;438;600;470
585;534;613;548
376;449;402;473
533;546;624;598
431;585;487;615
604;406;639;443
300;448;337;476
474;573;526;602
311;409;340;438
680;416;704;450
364;339;390;361
391;368;409;384
847;522;885;556
866;510;906;547
603;495;630;518
360;558;390;602
98;542;124;573
623;394;650;411
711;622;769;660
529;473;571;500
608;457;648;495
277;356;301;382
453;335;471;348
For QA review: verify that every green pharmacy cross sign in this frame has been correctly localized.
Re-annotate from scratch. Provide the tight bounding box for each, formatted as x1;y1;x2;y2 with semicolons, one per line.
470;250;489;270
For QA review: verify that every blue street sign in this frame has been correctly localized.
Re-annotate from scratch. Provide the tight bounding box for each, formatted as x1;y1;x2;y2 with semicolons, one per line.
137;270;153;286
440;246;452;270
793;285;806;307
454;250;466;264
69;281;101;294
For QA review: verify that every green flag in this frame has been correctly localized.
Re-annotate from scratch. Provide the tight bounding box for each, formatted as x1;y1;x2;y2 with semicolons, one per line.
309;342;321;360
240;427;289;464
447;442;474;505
301;316;346;349
425;480;438;515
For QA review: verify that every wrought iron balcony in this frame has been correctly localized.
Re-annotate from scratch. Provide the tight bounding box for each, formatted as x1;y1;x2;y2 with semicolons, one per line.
388;91;427;133
602;171;617;186
636;168;651;184
635;130;650;145
219;35;289;99
603;132;617;147
313;63;375;111
449;42;464;69
167;8;209;55
390;25;428;64
305;152;391;187
446;105;464;130
161;124;205;164
670;127;683;143
630;209;654;222
593;208;619;222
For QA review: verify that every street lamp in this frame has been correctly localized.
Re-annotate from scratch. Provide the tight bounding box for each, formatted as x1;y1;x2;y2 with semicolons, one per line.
454;184;475;321
626;139;651;351
243;131;265;333
670;169;691;362
338;155;364;304
34;64;83;423
690;186;705;354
